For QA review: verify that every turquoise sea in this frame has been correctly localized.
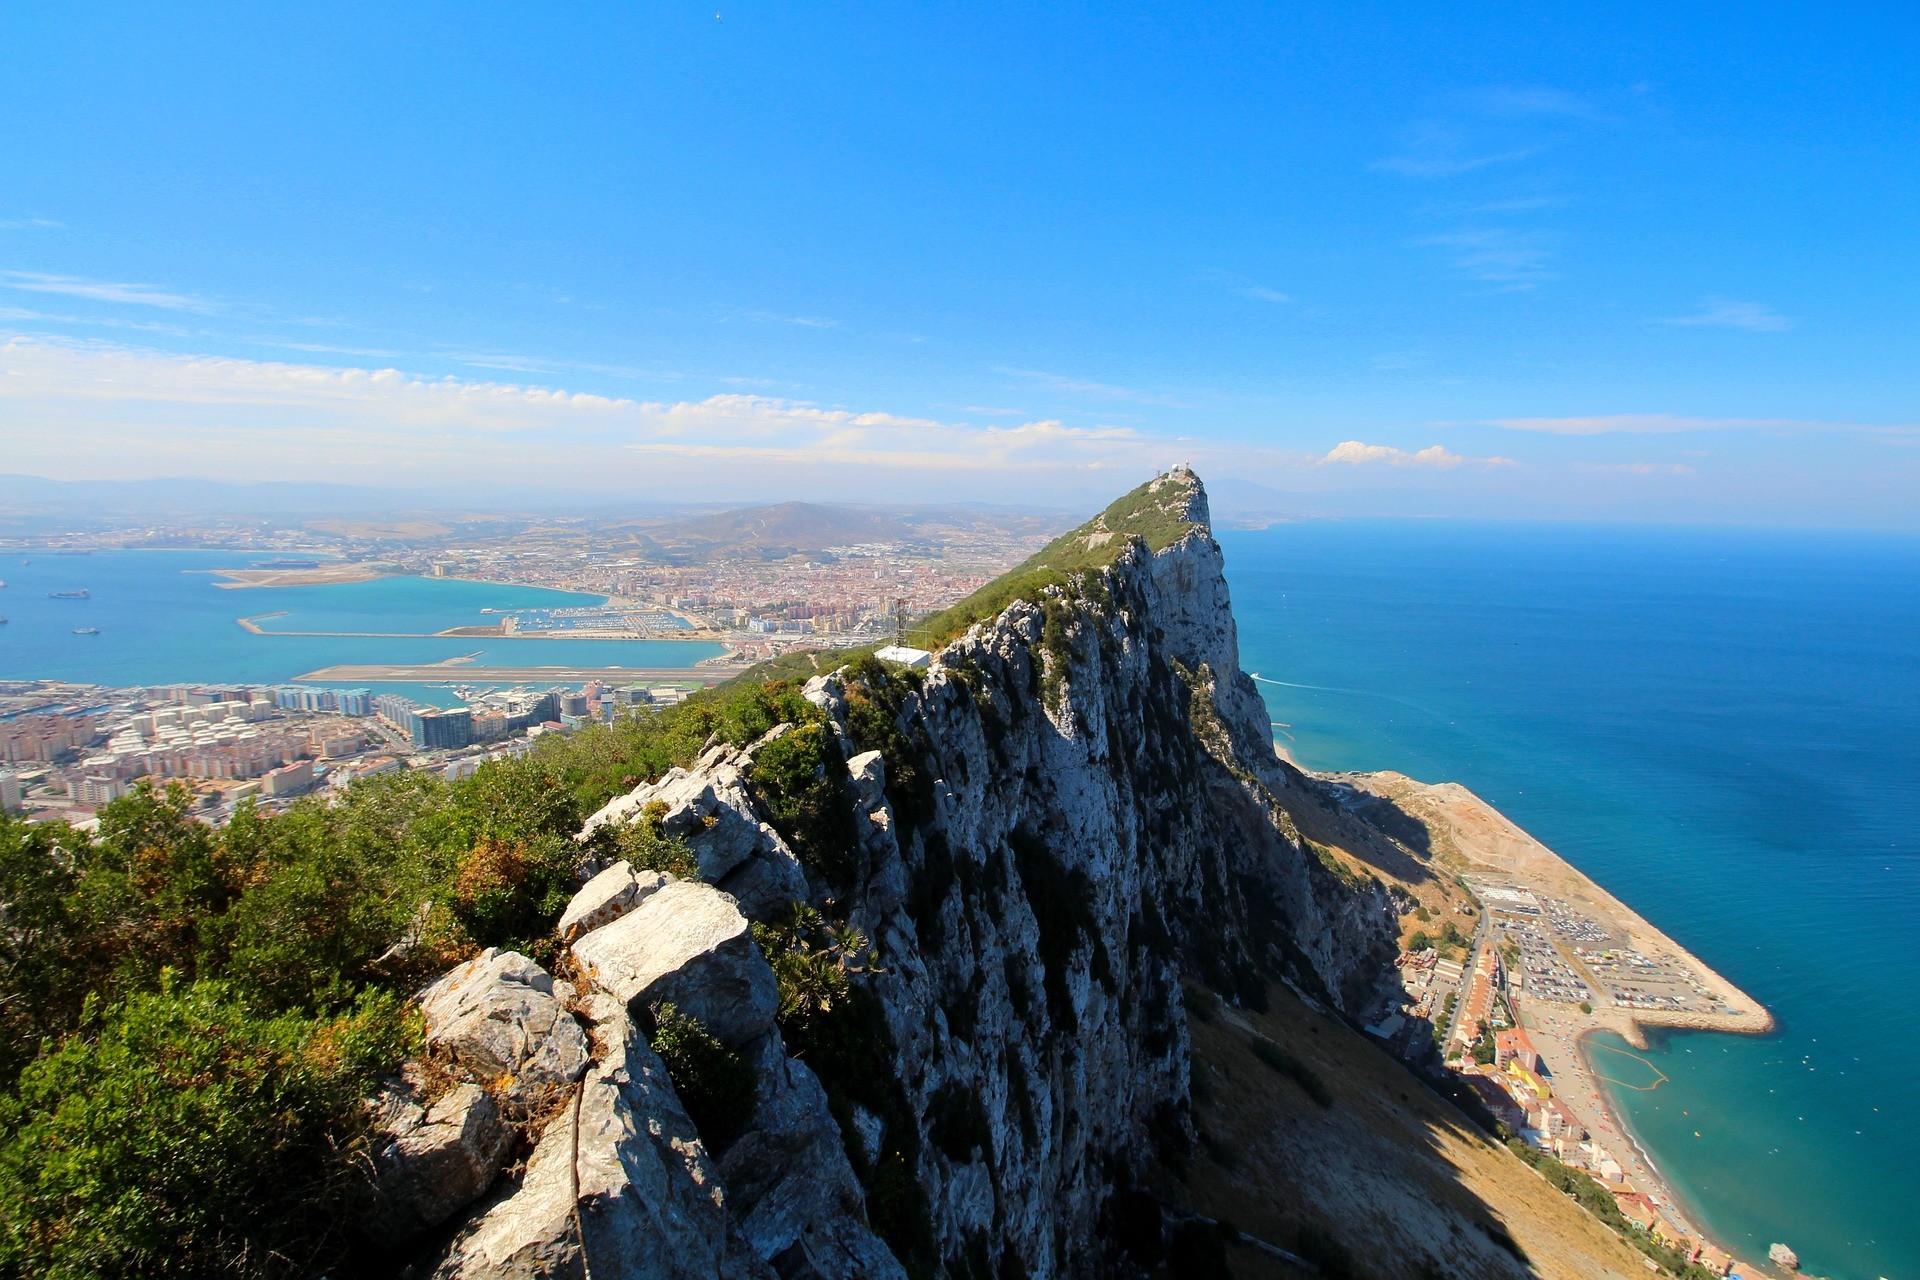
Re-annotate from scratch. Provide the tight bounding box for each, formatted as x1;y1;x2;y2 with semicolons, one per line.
1224;522;1919;1280
0;551;723;693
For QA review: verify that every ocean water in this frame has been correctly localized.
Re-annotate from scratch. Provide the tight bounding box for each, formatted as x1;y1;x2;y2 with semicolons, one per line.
0;551;723;688
1222;522;1920;1280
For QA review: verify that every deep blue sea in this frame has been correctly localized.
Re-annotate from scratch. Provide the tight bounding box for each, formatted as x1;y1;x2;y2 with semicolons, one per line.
0;551;723;694
1222;521;1920;1280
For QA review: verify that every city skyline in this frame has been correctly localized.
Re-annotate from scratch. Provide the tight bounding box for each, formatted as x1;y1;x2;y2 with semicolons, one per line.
2;3;1917;525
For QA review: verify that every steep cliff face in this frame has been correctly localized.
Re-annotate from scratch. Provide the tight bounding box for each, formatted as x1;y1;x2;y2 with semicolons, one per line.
780;468;1395;1273
407;469;1397;1278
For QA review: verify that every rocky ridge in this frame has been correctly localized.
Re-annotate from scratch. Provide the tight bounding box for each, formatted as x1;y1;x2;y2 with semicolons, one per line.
368;469;1397;1277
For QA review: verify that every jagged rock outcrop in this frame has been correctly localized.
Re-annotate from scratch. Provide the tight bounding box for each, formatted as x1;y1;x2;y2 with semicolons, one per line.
362;1080;512;1247
419;948;591;1109
580;744;808;918
570;881;778;1048
405;469;1396;1278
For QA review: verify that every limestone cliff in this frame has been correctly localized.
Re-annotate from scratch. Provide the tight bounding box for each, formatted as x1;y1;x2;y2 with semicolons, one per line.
393;469;1399;1278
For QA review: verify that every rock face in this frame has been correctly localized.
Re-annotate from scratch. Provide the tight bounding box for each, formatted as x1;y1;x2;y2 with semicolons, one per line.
414;469;1395;1279
362;1080;511;1247
581;744;808;918
570;881;779;1048
556;860;670;944
419;948;592;1108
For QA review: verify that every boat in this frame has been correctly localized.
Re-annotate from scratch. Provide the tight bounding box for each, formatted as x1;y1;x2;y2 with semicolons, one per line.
48;589;89;599
73;627;100;636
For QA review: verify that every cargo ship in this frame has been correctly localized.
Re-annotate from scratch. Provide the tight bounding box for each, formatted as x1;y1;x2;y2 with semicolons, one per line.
48;590;90;599
73;627;100;636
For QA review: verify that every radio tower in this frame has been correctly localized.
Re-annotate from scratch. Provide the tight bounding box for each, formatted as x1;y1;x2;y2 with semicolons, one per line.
892;597;909;647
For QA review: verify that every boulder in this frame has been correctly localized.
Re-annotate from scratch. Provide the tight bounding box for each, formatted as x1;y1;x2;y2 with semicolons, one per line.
428;1091;581;1280
845;750;886;810
571;881;778;1048
715;824;808;919
419;949;591;1106
362;1081;511;1247
557;861;671;944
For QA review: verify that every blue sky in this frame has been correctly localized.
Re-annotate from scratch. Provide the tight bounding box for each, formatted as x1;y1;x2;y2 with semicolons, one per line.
2;2;1916;522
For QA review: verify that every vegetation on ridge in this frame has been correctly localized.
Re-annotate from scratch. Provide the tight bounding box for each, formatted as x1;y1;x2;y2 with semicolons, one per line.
914;469;1203;649
0;674;843;1278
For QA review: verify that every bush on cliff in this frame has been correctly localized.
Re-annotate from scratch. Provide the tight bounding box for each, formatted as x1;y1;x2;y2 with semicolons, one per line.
0;676;824;1277
0;977;412;1280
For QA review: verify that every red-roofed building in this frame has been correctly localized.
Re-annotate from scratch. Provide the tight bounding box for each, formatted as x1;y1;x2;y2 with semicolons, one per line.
1494;1027;1540;1073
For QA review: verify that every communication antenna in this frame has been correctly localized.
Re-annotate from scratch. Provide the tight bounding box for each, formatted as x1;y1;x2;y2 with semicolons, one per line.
892;597;909;647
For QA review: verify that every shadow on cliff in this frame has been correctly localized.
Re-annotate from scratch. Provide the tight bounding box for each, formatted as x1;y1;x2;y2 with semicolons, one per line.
1279;770;1442;892
1164;980;1647;1280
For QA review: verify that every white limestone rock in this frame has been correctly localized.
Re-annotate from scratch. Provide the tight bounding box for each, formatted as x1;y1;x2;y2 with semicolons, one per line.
361;1081;510;1247
556;860;671;944
419;949;590;1106
579;747;808;919
718;1032;907;1280
570;881;777;1048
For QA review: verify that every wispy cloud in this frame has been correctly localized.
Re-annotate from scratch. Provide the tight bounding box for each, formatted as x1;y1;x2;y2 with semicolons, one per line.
726;309;841;329
0;336;1182;489
0;218;63;231
1199;268;1292;304
1419;228;1557;287
0;270;214;311
1653;298;1790;331
1319;440;1515;469
995;367;1145;401
1374;119;1536;176
1485;413;1918;437
1466;87;1602;120
1575;461;1696;475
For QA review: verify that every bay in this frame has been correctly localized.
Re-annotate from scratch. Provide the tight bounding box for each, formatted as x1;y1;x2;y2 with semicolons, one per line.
0;550;723;689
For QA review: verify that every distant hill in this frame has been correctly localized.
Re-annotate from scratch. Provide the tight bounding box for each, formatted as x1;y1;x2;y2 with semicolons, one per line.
621;500;1071;562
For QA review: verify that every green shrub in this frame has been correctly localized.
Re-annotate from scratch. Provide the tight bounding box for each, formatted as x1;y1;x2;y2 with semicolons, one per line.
750;723;860;885
0;977;404;1280
647;1003;755;1147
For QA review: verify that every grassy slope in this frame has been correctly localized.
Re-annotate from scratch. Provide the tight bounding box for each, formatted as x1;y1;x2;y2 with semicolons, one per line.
1179;983;1653;1280
724;469;1204;688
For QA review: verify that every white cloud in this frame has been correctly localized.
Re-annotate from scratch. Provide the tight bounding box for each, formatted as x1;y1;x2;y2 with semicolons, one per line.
1654;299;1790;331
1239;285;1292;303
0;270;214;311
1320;440;1515;469
0;336;1178;490
0;218;63;231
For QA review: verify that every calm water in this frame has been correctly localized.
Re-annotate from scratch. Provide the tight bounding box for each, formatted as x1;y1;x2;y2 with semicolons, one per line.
1223;522;1920;1280
0;551;723;688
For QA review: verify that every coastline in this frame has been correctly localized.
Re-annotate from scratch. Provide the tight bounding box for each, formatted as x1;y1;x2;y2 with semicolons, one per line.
1295;756;1774;1274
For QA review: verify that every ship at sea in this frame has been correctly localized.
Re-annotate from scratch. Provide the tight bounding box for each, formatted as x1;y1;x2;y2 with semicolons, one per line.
48;589;90;599
72;627;100;636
